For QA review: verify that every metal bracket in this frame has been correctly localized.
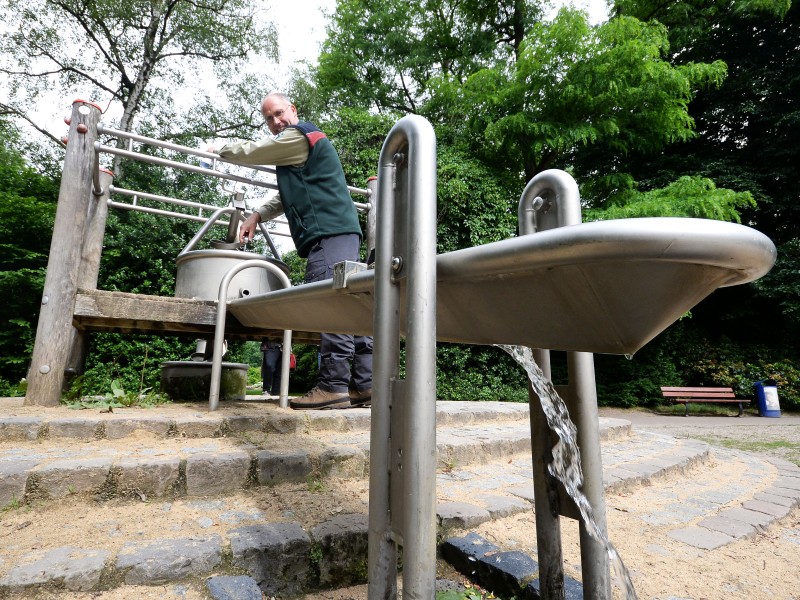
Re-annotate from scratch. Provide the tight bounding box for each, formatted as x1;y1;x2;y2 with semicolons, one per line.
333;260;368;289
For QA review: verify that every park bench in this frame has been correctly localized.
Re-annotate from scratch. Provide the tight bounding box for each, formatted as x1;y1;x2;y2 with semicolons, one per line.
660;386;750;417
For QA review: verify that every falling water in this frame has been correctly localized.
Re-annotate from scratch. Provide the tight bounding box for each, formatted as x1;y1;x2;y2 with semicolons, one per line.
498;344;638;600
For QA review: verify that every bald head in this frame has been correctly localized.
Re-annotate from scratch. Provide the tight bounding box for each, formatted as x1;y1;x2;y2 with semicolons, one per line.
261;93;298;135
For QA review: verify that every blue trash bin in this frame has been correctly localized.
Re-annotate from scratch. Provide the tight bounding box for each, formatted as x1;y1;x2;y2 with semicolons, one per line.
753;379;781;417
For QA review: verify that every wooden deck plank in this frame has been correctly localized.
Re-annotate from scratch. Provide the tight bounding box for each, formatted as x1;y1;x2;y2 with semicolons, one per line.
72;289;320;343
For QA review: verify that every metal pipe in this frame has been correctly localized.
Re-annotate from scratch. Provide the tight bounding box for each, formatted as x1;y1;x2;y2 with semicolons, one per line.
566;351;612;598
209;259;292;410
367;154;401;600
179;207;239;256
110;185;229;212
517;169;612;599
368;115;438;600
400;116;438;600
529;349;567;599
277;328;292;408
95;143;281;190
96;123;371;199
92;151;104;196
365;177;377;264
96;123;277;175
107;201;232;226
257;221;282;260
107;200;292;242
518;169;582;234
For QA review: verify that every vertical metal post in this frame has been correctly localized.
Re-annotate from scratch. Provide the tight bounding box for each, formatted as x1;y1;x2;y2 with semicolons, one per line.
368;115;438;600
26;100;102;406
529;349;566;598
277;328;292;407
518;170;611;599
565;352;612;598
365;176;378;264
368;160;400;600
208;260;292;411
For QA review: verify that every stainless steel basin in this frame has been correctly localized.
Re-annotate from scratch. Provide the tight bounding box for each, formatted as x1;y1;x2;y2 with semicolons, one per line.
226;217;776;355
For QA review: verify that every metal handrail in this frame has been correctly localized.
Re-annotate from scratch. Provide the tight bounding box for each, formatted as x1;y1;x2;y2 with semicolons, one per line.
93;125;372;241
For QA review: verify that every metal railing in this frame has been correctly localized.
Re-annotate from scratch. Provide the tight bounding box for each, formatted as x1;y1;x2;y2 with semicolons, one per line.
92;124;371;246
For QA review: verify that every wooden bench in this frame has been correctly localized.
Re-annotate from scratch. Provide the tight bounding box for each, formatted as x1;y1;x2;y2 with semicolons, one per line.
660;386;750;417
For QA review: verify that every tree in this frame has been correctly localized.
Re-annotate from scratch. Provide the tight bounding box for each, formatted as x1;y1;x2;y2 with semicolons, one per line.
0;121;60;393
0;0;278;168
612;0;798;242
594;0;800;408
315;0;543;114
441;9;726;188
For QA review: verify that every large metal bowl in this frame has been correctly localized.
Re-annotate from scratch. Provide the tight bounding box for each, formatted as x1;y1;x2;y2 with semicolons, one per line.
175;249;290;301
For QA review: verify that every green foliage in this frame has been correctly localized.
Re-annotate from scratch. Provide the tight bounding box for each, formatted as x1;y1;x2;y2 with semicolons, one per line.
291;344;320;393
73;333;195;397
437;9;726;184
594;327;687;408
676;335;800;411
583;176;755;221
751;239;800;320
0;121;59;383
247;365;261;386
321;108;398;186
278;250;308;287
316;0;541;114
616;0;800;244
436;344;528;402
614;0;792;55
435;147;518;253
62;377;171;410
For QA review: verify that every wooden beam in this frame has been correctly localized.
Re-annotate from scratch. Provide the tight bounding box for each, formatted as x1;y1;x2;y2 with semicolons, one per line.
73;289;320;343
26;101;102;406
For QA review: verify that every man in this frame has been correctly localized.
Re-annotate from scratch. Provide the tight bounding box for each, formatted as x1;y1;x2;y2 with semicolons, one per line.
260;339;282;397
217;92;372;410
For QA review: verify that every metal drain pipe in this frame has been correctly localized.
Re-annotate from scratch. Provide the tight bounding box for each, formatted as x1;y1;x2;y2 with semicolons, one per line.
369;114;438;600
209;260;293;410
518;170;612;599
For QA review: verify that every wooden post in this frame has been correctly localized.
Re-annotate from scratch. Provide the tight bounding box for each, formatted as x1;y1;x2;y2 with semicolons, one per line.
25;100;102;406
65;169;114;379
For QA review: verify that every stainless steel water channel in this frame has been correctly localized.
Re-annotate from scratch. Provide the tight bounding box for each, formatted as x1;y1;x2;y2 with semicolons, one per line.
97;116;776;599
223;115;775;599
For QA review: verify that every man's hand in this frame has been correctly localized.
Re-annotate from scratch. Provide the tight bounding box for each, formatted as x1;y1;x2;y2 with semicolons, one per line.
240;212;262;243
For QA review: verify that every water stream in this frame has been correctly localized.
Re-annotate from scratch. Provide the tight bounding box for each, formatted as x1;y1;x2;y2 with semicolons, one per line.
498;344;638;600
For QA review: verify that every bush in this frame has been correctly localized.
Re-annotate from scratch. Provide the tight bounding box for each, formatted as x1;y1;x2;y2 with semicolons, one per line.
75;334;196;397
436;344;528;402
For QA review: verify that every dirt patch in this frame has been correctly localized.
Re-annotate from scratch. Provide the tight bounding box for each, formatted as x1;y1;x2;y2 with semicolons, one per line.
2;403;799;599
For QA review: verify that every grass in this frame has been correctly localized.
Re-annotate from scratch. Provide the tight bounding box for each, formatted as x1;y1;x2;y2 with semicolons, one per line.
436;587;497;599
693;436;800;467
62;378;171;410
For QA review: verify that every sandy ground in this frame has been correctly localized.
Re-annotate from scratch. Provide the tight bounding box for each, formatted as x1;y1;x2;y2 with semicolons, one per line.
1;406;799;599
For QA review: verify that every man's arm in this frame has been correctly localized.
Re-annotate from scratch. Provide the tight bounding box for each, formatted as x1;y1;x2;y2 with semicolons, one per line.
218;129;306;243
218;128;308;166
240;195;284;242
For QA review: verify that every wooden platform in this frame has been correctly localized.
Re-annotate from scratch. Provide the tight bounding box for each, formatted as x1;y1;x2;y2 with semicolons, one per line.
72;288;320;343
